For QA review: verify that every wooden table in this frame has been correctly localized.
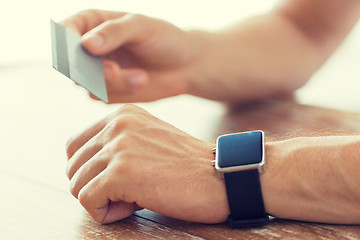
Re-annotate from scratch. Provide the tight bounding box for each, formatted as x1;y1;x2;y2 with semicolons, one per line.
1;62;360;239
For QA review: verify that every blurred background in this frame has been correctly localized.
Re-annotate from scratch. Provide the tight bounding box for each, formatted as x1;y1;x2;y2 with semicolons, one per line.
1;1;360;177
1;2;360;238
1;1;290;191
1;0;359;111
0;2;359;237
0;0;278;64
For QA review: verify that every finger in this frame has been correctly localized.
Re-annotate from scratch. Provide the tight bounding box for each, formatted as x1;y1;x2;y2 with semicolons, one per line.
78;172;135;223
88;92;101;101
106;72;186;103
134;205;144;211
81;14;151;56
66;138;103;180
103;60;149;94
103;201;136;224
89;63;150;103
69;150;108;198
60;9;126;35
66;119;107;159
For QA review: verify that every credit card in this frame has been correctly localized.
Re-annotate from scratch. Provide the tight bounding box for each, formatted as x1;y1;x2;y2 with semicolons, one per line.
50;20;108;103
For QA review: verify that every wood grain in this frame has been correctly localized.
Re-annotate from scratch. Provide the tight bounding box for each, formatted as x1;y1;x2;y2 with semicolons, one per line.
1;63;360;239
0;172;205;240
132;96;360;240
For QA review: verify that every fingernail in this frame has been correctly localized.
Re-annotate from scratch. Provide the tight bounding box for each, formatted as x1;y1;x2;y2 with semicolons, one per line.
82;33;105;47
130;75;146;88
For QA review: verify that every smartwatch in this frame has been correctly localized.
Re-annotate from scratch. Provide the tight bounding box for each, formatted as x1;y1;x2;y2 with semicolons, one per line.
214;130;269;228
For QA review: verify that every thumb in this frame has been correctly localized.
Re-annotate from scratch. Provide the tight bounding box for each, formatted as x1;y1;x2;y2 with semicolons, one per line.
81;13;150;56
102;201;136;224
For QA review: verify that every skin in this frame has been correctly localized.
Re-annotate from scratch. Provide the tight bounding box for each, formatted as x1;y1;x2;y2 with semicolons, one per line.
66;104;360;224
61;0;360;103
263;135;360;224
66;104;229;224
61;11;201;103
63;0;360;225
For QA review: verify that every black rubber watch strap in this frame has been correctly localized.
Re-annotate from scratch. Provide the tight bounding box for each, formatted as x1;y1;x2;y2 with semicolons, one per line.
224;169;269;227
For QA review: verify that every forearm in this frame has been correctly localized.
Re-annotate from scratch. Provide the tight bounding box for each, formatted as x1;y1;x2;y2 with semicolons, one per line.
187;1;360;103
188;15;318;102
262;135;360;224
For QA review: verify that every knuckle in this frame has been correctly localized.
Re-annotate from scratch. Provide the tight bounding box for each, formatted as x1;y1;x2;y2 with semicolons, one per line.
106;116;129;134
102;104;152;139
102;18;117;27
65;137;77;159
116;104;147;119
76;9;93;16
107;105;142;129
65;164;72;180
100;13;150;42
118;103;139;113
110;151;137;176
72;9;96;24
77;8;94;14
69;180;78;198
125;13;146;23
120;114;139;126
101;18;125;33
78;187;90;208
76;9;102;21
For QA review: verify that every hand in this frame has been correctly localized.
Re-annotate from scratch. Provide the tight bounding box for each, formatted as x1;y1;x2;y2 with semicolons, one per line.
61;10;206;103
66;104;229;224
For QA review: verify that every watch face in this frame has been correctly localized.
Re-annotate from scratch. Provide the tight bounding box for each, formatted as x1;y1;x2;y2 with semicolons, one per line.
217;131;263;168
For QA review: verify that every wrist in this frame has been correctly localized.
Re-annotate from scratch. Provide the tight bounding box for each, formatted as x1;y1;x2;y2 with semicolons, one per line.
184;30;220;97
214;131;269;227
185;29;251;102
260;141;285;219
262;136;360;224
